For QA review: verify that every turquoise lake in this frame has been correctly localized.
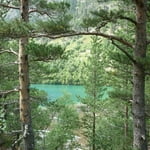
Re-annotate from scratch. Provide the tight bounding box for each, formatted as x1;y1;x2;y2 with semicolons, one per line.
30;84;86;101
30;84;112;102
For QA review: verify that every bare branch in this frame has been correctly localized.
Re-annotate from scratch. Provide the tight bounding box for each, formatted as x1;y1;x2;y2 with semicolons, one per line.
0;88;19;98
1;31;133;48
0;61;19;66
0;49;18;56
119;16;137;25
32;32;134;48
0;3;19;10
8;130;22;135
29;9;53;18
12;125;28;148
111;40;137;64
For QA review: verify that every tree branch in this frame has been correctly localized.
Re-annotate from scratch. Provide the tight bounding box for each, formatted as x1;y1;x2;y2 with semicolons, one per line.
145;72;150;76
111;40;137;64
0;3;19;10
0;61;19;66
32;31;134;48
0;49;18;56
12;125;28;148
119;16;137;25
29;9;53;18
147;39;150;45
0;88;19;98
1;31;133;48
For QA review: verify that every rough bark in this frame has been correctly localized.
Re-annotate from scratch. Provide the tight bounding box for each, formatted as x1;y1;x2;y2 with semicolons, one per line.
133;0;147;150
19;0;34;149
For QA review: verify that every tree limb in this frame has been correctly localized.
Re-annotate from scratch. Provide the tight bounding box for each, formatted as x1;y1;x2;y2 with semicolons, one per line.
0;31;133;48
0;89;19;98
0;3;19;10
145;72;150;76
119;16;137;25
0;49;18;56
147;39;150;45
111;40;137;64
32;31;134;48
12;125;28;148
0;61;19;66
29;9;53;18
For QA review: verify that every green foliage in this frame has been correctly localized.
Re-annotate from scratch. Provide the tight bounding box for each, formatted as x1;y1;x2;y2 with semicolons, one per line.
27;41;65;61
80;36;107;149
110;88;132;101
36;0;70;12
95;98;133;150
0;19;33;38
39;95;80;150
29;36;91;84
0;40;18;90
83;36;106;96
36;14;72;34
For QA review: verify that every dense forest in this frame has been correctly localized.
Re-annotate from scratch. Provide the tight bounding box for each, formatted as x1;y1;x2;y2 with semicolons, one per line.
0;0;150;150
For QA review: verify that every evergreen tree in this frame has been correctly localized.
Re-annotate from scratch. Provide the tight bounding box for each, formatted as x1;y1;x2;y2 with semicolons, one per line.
79;1;149;149
107;43;133;149
81;36;106;150
0;0;71;150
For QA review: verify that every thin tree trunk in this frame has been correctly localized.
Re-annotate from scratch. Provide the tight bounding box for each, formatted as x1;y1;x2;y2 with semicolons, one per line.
92;60;97;150
133;0;147;149
19;0;34;149
124;104;129;138
92;111;96;150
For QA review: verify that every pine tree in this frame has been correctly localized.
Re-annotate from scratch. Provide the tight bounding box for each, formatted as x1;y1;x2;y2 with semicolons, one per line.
79;1;149;149
81;36;106;150
0;0;71;149
18;0;34;150
107;44;133;149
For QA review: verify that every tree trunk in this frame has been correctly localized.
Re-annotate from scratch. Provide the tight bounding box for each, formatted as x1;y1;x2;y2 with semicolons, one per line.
19;0;34;149
92;111;96;150
124;104;129;139
133;0;147;150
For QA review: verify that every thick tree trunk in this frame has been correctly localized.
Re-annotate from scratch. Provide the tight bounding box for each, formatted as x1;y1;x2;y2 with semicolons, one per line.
19;0;34;150
133;0;147;150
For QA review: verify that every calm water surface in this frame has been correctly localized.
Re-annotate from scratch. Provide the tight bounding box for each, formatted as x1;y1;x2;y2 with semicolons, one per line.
31;84;86;101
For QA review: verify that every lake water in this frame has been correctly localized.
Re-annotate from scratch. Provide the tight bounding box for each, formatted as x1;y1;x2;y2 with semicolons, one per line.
30;84;86;101
30;84;112;102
